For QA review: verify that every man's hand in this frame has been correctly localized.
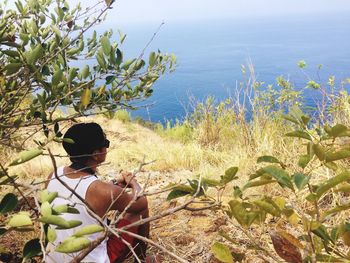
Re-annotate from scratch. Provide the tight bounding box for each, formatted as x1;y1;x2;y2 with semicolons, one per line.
121;171;136;186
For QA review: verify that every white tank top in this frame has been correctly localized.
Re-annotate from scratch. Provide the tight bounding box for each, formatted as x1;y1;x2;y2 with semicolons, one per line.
45;167;109;263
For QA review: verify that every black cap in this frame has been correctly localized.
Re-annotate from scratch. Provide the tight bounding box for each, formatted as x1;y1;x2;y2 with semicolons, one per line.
63;122;105;158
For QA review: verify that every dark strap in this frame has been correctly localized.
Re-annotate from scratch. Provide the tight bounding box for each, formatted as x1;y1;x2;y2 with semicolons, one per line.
69;162;96;177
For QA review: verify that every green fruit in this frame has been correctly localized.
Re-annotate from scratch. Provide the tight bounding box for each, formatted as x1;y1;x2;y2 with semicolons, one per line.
8;212;32;227
39;190;58;203
39;215;69;228
73;224;104;237
55;236;91;253
9;148;43;166
47;226;57;242
55;220;82;229
40;201;52;217
52;204;68;214
52;204;79;214
67;220;82;228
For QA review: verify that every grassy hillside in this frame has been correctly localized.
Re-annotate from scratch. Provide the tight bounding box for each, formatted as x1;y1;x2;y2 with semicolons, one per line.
3;82;350;262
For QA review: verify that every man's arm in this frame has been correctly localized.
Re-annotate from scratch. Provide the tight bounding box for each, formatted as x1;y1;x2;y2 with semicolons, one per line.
86;178;148;218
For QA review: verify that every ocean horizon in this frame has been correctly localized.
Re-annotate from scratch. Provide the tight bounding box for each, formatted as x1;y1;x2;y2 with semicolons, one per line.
101;12;350;123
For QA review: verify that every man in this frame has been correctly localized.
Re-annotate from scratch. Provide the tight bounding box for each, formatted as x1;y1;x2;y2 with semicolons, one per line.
46;122;159;262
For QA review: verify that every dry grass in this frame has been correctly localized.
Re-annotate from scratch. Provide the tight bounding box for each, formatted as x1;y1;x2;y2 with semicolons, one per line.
3;97;350;262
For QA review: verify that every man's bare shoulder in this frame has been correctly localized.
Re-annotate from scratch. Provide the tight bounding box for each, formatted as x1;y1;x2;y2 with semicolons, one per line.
88;179;121;197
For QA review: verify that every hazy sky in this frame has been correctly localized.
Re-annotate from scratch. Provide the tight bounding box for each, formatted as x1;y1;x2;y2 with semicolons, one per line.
106;0;350;25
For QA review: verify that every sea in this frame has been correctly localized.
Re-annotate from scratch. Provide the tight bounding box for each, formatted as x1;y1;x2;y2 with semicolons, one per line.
104;13;350;123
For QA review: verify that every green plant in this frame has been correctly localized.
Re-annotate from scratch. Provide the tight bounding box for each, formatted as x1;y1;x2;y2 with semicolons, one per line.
0;0;175;260
113;109;131;123
171;106;350;262
0;0;175;149
156;120;194;143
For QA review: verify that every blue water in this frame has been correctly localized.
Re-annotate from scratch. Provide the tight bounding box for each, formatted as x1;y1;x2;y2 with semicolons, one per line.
107;13;350;122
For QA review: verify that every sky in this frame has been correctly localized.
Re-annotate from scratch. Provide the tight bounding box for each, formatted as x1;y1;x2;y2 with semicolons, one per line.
104;0;350;26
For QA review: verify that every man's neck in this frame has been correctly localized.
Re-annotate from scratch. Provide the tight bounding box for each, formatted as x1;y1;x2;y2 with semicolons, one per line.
70;162;96;175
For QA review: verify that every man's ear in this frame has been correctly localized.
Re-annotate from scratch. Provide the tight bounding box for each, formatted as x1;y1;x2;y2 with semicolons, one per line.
92;149;100;161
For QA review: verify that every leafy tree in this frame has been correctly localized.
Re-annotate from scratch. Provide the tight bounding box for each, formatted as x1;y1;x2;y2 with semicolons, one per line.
173;106;350;263
0;0;175;149
0;0;176;260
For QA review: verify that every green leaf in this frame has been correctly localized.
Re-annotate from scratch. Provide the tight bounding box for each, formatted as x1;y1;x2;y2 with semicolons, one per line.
293;173;310;190
68;67;78;82
105;75;116;85
285;130;312;141
109;47;116;64
301;115;310;126
228;200;258;227
313;144;326;161
262;165;294;191
307;171;350;201
80;89;91;107
23;238;41;259
243;179;275;189
51;25;61;38
81;65;90;79
312;225;332;244
211;242;233;263
134;59;145;70
149;52;156;67
118;30;126;44
325;162;338;171
101;36;111;56
116;48;123;65
52;68;63;86
322;202;350;218
0;227;7;236
253;199;280;216
325;150;350;162
282;114;299;124
233;186;243;198
202;178;221;187
121;59;135;70
167;185;193;200
249;168;266;180
0;193;18;214
298;154;312;169
96;53;107;69
2;50;20;58
218;230;236;244
4;63;22;74
335;183;350;193
257;155;280;164
330;124;349;137
220;167;238;184
9;149;43;166
26;44;43;65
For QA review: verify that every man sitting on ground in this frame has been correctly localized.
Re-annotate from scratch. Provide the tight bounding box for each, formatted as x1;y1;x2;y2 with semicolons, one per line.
45;122;160;263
